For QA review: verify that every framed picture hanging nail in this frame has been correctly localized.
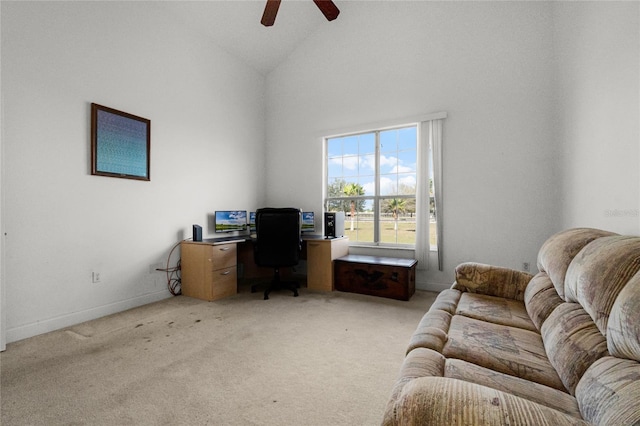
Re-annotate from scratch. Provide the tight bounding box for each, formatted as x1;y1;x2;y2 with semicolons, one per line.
91;103;150;181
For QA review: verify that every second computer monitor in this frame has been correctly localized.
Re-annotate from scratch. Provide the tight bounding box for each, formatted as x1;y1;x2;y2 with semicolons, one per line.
249;211;256;233
301;211;315;233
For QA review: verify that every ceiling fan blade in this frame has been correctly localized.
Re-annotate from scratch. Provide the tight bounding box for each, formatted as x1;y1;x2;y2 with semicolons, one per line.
313;0;340;21
261;0;281;27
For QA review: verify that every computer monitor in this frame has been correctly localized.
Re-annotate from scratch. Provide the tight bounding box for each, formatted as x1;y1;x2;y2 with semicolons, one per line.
249;211;256;233
214;210;248;233
301;211;315;233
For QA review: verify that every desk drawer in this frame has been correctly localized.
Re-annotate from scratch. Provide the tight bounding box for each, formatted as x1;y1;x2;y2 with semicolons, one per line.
209;267;237;300
208;244;236;269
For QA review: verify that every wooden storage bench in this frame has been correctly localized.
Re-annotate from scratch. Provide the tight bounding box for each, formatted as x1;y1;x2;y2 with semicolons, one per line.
333;255;417;301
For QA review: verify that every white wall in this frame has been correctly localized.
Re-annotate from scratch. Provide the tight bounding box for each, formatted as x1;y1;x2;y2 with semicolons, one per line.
1;2;266;343
265;1;560;290
553;1;640;235
4;1;637;344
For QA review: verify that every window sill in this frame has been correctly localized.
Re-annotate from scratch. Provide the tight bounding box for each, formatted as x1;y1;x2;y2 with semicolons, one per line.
347;243;438;252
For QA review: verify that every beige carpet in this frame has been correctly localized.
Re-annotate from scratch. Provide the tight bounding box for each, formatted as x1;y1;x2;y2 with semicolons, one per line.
1;287;437;425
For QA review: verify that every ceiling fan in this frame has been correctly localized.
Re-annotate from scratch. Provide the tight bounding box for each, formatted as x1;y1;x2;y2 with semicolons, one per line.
261;0;340;27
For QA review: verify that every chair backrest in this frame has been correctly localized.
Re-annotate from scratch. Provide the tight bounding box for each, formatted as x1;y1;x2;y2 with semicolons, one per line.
254;207;302;268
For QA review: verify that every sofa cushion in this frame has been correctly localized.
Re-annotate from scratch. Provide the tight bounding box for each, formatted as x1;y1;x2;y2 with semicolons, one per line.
537;228;616;300
405;289;460;354
406;308;451;354
442;315;565;391
427;288;461;315
524;273;564;330
445;358;581;418
384;376;590;426
607;272;640;361
541;303;609;395
456;292;537;331
575;356;640;426
383;347;446;425
564;235;640;336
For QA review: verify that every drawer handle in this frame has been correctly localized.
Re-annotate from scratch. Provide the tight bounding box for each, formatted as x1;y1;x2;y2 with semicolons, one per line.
220;270;231;275
219;247;231;252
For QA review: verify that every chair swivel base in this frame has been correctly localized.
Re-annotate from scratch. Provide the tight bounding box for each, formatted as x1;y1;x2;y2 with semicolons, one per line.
251;280;299;300
251;268;299;300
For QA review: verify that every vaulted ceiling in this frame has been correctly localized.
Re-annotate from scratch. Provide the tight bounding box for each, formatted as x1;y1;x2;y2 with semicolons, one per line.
160;1;345;75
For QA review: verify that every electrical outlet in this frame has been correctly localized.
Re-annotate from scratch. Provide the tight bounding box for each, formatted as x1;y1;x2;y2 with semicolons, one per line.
92;272;101;283
522;262;530;272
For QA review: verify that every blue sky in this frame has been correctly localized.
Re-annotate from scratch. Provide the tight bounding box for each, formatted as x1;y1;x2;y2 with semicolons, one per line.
216;210;247;224
327;126;417;196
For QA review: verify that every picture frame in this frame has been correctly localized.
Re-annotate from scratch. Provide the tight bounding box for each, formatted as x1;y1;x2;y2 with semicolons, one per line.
91;103;150;181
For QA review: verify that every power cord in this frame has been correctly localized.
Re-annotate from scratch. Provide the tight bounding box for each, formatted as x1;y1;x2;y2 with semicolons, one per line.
156;239;186;296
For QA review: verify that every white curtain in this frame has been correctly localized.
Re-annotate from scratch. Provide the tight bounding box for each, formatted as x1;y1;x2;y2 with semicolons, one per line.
432;119;444;271
415;118;444;271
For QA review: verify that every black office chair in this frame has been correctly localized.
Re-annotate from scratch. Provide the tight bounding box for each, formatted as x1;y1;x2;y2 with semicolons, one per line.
250;208;302;300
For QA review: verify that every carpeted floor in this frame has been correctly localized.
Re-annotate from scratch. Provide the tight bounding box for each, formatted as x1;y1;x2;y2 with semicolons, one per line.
1;287;437;425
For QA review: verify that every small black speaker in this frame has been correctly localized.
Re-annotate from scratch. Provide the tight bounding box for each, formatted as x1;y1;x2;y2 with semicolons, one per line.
192;224;202;242
324;212;345;238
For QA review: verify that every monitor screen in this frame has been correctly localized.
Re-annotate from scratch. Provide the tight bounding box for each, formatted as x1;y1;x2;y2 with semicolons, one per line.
249;211;256;232
301;211;315;233
214;210;248;233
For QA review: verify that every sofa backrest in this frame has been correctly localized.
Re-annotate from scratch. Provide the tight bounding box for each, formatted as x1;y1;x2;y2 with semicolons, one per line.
564;235;640;336
577;272;640;426
606;271;640;361
531;228;640;425
536;228;617;300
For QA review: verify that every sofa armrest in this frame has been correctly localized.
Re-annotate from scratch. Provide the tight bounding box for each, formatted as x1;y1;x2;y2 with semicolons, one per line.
382;376;588;426
453;262;533;301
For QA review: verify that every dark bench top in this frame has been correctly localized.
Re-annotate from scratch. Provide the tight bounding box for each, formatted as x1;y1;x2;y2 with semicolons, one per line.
335;254;417;268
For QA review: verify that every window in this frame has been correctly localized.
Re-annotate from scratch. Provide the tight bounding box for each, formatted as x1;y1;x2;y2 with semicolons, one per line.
325;124;437;248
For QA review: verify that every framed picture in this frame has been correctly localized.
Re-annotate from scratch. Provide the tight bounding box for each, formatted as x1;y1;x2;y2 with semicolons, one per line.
91;103;150;181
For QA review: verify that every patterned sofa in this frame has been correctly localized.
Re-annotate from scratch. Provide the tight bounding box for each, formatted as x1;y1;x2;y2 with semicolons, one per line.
382;228;640;425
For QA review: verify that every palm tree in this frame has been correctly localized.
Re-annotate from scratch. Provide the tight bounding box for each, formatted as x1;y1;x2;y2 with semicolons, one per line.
388;198;406;231
343;182;364;231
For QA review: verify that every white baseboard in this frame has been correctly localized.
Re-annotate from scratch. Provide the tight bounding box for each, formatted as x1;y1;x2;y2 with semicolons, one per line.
417;281;450;293
6;290;172;344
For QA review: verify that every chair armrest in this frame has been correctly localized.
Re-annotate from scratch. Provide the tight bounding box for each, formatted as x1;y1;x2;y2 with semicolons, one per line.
453;262;533;301
382;376;588;426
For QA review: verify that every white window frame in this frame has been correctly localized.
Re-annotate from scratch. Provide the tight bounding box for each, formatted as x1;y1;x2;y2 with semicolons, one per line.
324;127;417;248
323;112;446;251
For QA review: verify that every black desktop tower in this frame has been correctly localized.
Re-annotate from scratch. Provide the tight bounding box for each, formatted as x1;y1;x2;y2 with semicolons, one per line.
192;224;202;242
324;212;345;238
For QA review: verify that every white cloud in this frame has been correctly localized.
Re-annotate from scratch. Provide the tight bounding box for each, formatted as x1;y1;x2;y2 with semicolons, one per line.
379;176;395;195
380;154;397;167
399;175;416;187
363;180;375;195
392;165;413;173
342;156;359;170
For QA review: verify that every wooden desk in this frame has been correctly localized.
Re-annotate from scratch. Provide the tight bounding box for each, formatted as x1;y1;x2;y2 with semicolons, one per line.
181;240;238;301
305;237;349;291
181;236;349;301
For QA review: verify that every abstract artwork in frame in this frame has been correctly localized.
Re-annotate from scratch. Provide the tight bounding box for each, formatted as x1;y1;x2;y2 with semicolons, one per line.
91;103;150;181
